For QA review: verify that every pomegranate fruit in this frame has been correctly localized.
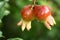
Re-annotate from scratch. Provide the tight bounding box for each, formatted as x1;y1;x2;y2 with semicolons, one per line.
34;5;51;20
21;5;34;21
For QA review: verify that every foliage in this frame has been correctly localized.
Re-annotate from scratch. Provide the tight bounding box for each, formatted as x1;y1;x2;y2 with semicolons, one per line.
7;38;23;40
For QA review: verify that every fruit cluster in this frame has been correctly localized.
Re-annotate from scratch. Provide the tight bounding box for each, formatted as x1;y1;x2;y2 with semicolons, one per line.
17;5;56;31
21;5;51;21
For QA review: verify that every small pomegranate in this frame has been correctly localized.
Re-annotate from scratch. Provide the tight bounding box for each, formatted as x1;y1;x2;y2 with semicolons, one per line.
17;5;34;31
21;5;34;21
34;5;51;20
34;5;56;30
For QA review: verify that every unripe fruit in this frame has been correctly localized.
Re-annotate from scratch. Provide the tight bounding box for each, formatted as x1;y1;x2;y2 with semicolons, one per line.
34;5;51;20
21;5;34;21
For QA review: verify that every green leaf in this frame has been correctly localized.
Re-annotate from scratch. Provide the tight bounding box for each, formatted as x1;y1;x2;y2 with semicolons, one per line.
0;0;10;23
7;38;23;40
0;31;3;37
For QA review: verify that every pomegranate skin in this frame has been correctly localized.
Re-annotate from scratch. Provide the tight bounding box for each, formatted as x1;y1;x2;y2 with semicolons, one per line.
21;5;34;21
34;5;51;20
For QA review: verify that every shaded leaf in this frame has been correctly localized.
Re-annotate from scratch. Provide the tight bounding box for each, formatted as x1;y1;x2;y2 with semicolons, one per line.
7;38;23;40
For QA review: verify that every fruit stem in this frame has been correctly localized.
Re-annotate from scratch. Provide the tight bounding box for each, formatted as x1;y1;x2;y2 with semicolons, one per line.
32;0;36;5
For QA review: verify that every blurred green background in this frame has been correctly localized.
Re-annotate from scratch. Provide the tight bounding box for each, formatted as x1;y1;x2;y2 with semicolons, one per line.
0;0;60;40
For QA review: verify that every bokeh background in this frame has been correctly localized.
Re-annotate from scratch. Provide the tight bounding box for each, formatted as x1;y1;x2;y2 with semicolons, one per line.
0;0;60;40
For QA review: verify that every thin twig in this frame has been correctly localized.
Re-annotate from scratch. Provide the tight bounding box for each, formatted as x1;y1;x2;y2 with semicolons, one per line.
32;0;36;5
